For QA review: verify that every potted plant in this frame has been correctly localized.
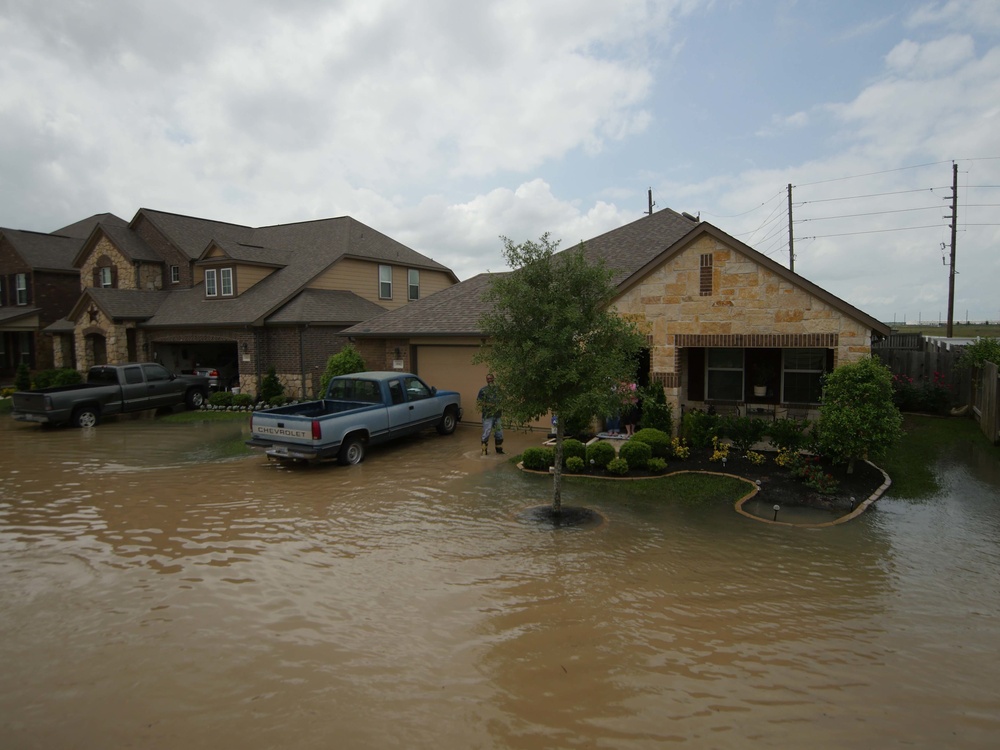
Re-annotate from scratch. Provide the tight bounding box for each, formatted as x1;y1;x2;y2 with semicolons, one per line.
752;362;775;398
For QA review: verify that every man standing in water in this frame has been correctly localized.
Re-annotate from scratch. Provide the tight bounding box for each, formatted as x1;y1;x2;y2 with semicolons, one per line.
477;373;503;455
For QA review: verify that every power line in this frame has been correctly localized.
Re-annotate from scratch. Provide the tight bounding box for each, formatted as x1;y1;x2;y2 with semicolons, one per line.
799;224;945;240
795;205;944;223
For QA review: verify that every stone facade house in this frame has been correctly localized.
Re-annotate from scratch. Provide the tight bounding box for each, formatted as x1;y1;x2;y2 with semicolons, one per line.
342;209;889;428
12;208;457;396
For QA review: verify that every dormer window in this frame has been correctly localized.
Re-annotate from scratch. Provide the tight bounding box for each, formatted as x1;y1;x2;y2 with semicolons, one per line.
170;265;180;284
98;267;113;288
205;267;234;298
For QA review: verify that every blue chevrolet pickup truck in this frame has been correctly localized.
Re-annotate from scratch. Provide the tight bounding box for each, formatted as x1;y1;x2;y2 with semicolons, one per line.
246;371;462;464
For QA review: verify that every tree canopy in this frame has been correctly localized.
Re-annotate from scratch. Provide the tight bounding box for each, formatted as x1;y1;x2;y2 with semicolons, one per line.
476;233;646;511
817;356;903;474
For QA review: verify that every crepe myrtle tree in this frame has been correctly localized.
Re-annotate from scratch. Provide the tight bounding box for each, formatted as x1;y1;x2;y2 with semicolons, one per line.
475;233;646;513
816;356;903;474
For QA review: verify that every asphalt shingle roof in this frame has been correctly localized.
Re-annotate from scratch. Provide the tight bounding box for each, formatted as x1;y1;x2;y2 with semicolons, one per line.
0;228;83;272
265;289;388;325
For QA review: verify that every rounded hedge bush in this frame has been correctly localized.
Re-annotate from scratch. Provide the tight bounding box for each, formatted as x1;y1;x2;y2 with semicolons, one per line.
631;427;671;458
565;456;585;473
209;391;234;407
522;446;555;471
606;457;629;476
232;393;254;408
586;441;617;470
619;440;652;470
561;438;586;466
647;457;668;474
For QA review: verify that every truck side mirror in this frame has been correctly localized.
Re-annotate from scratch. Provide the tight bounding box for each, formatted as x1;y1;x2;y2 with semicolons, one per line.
431;386;437;395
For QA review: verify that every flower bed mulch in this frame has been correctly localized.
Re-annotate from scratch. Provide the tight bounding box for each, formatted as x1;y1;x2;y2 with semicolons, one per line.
569;450;888;512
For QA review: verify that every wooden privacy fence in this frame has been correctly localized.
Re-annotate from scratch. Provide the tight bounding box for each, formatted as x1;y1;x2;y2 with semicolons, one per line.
977;362;999;444
872;340;970;408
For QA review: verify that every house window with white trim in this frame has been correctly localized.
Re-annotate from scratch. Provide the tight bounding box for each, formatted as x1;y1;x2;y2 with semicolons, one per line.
379;264;392;299
408;269;419;301
205;269;217;297
220;268;233;296
782;349;826;404
170;265;180;284
15;273;28;305
98;267;113;288
706;347;744;401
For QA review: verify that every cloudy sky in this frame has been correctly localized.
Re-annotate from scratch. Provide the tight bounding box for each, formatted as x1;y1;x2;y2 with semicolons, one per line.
2;0;998;324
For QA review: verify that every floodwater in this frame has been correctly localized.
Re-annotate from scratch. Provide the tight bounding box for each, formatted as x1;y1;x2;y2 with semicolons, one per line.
1;415;999;749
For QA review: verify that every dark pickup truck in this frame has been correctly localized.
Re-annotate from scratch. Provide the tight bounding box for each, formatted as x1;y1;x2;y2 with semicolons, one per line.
11;363;210;427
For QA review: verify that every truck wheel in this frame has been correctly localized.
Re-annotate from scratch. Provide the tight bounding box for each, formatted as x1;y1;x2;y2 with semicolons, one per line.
186;389;206;410
73;406;100;428
437;407;458;435
338;436;365;465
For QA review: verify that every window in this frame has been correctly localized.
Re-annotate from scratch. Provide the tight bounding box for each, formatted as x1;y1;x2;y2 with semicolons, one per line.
220;268;233;296
388;380;405;404
98;267;113;288
142;363;171;382
15;273;28;305
782;349;826;404
170;265;180;284
699;254;713;296
408;269;419;301
123;366;144;385
403;376;431;400
205;269;217;297
379;265;392;299
706;347;744;401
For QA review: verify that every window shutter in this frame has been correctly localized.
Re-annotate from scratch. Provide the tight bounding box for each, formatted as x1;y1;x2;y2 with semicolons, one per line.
111;266;118;288
93;267;100;287
687;348;705;401
826;348;835;374
25;274;32;304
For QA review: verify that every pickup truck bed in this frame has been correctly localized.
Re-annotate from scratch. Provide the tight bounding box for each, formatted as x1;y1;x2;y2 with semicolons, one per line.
247;371;462;464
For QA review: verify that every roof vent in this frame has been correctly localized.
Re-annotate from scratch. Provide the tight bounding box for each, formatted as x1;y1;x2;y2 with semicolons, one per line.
682;212;700;222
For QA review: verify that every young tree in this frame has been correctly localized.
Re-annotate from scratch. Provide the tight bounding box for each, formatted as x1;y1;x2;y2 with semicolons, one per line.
816;356;903;474
476;234;646;513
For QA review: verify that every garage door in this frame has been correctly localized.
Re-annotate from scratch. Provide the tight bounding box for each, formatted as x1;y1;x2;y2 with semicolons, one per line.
415;345;485;425
416;344;550;430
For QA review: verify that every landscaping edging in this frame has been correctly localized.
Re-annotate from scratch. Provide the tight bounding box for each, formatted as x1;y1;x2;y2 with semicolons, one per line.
517;460;892;528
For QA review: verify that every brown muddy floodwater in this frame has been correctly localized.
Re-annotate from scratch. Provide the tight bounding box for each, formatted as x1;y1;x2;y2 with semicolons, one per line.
1;414;999;749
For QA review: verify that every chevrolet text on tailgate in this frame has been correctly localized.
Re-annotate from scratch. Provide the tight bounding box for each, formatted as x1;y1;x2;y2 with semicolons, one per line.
246;371;462;465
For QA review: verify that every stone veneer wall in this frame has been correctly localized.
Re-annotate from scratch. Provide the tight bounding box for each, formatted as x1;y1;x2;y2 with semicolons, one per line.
612;234;874;414
79;237;137;290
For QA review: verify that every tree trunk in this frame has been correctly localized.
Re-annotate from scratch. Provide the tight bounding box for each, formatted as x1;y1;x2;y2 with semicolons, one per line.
847;456;856;474
552;417;564;513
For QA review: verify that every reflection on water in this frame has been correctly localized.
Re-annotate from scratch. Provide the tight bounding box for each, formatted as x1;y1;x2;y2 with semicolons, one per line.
1;417;998;748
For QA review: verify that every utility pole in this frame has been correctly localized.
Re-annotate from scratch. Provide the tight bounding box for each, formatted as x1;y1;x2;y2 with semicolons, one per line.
945;163;958;337
787;183;795;272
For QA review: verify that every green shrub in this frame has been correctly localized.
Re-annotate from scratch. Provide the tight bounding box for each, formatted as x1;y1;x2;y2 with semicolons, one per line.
605;457;629;476
767;418;810;453
260;366;284;403
619;440;652;470
630;427;671;457
320;345;367;393
267;394;289;407
647;457;668;473
638;384;673;433
522;446;555;471
232;393;254;408
586;441;617;470
565;456;585;473
33;368;83;389
209;391;234;407
15;362;31;391
562;438;586;466
681;410;720;450
723;416;768;453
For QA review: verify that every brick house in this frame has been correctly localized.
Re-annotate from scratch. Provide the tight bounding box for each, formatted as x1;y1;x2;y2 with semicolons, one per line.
16;208;457;396
342;209;889;427
0;214;117;379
